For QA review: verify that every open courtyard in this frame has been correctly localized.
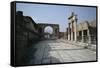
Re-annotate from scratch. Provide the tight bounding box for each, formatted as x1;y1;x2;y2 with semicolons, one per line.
23;39;97;65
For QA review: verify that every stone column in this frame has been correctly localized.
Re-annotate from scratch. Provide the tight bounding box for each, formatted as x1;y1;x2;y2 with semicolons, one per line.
74;15;77;41
67;28;68;40
87;29;91;44
68;12;78;41
68;23;70;40
81;30;84;42
71;22;73;41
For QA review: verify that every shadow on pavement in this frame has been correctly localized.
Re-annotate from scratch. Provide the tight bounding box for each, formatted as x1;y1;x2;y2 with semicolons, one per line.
20;40;61;65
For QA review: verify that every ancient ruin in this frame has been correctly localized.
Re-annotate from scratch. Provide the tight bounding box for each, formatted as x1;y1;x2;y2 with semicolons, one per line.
67;12;78;41
65;12;96;44
77;21;96;44
15;11;97;65
37;23;59;39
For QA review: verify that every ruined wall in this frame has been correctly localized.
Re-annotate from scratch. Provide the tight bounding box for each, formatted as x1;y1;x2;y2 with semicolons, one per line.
37;23;59;39
15;11;41;65
77;21;96;44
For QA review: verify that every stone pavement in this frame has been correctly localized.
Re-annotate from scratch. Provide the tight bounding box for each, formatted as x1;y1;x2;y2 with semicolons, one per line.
28;39;96;65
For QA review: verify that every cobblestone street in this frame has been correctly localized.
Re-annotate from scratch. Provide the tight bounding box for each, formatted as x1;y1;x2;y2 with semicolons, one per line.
26;39;96;65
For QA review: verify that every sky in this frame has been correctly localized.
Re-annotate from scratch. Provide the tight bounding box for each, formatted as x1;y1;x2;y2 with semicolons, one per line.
16;3;96;32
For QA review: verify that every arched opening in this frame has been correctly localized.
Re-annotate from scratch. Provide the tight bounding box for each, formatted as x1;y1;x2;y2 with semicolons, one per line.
44;26;53;39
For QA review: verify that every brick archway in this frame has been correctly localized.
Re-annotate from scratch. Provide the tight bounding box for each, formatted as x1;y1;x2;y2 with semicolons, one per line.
37;23;59;39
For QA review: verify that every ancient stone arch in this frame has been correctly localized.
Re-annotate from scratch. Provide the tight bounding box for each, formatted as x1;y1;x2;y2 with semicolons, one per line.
44;26;53;34
37;23;59;39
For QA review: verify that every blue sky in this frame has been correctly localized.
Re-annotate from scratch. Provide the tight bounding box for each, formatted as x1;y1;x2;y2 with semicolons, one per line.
16;3;96;32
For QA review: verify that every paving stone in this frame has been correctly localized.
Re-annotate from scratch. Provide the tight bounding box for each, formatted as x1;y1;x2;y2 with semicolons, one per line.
58;51;73;61
28;39;96;64
42;58;51;64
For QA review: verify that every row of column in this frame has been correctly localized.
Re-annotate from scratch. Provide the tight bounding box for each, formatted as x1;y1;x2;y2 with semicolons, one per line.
68;22;77;41
67;13;77;41
80;30;91;43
